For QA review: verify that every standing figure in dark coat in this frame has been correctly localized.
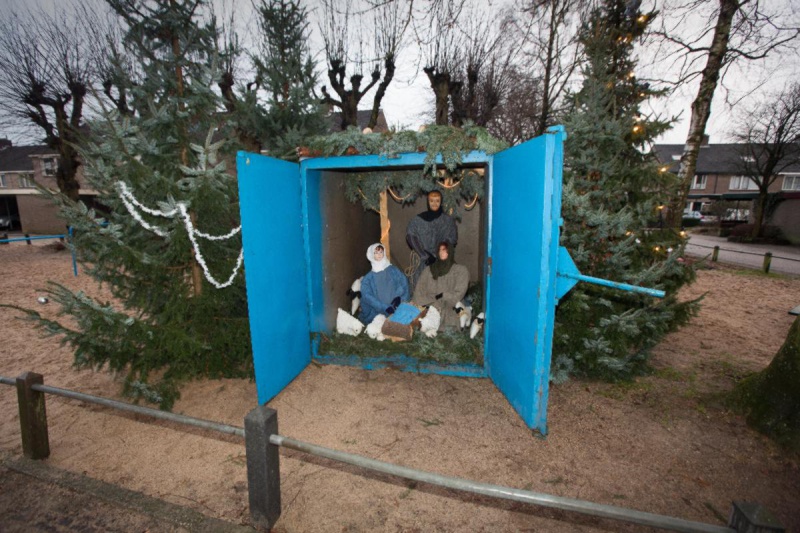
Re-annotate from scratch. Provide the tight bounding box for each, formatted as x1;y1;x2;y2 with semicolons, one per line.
406;190;458;291
359;243;410;324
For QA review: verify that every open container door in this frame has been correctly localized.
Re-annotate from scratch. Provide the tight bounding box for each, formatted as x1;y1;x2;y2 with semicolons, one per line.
237;152;312;404
485;126;565;435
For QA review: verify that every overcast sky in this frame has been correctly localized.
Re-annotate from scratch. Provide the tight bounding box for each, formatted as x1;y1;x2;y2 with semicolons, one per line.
4;0;800;146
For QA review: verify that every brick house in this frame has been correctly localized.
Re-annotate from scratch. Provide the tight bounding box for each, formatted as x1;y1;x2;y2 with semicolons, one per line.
654;142;800;242
0;139;95;234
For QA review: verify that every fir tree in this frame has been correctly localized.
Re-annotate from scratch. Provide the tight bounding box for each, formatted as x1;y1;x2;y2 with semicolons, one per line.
27;0;251;408
252;0;328;159
553;0;697;381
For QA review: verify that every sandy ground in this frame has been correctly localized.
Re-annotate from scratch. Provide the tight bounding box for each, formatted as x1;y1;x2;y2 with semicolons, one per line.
1;241;799;532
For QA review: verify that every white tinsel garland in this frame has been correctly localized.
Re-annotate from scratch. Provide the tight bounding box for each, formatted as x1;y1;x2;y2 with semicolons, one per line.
115;181;244;289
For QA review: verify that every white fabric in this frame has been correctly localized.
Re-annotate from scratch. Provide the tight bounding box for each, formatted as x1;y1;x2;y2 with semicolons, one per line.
366;243;391;273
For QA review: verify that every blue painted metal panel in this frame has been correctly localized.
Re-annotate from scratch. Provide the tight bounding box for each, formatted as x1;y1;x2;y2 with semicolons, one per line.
485;128;566;434
312;353;487;378
300;150;490;171
237;152;311;405
303;169;326;332
556;246;580;300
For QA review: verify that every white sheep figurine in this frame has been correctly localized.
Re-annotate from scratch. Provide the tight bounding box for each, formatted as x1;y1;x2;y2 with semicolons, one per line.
336;308;364;336
419;305;441;338
469;312;485;339
346;277;362;316
365;314;387;341
454;301;472;330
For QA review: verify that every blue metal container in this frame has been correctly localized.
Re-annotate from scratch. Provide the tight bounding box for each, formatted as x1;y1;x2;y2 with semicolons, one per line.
237;126;661;435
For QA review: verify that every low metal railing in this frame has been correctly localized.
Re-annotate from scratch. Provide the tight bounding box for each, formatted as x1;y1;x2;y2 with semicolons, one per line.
0;372;785;532
687;242;800;274
0;227;78;276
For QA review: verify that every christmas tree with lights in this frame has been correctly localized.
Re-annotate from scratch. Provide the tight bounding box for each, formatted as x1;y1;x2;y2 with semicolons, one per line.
25;0;252;408
553;0;697;381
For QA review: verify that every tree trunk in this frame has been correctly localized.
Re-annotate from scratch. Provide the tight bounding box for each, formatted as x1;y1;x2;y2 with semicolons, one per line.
368;56;396;130
170;0;202;297
536;0;558;137
668;0;740;227
732;317;800;447
379;190;390;259
424;68;451;126
751;190;767;238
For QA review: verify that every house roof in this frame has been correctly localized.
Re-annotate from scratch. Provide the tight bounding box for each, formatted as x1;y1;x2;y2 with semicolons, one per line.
0;145;55;173
327;109;389;133
654;143;800;174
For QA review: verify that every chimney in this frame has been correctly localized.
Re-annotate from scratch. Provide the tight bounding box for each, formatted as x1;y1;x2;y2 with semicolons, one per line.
0;139;11;150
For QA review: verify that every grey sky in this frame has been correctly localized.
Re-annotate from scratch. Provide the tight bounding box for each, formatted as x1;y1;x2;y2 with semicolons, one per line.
3;0;799;145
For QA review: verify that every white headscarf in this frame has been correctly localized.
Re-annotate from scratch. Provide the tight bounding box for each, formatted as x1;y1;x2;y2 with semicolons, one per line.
367;243;390;273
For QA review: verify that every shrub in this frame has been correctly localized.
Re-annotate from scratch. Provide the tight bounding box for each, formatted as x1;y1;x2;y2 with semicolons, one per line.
727;225;790;245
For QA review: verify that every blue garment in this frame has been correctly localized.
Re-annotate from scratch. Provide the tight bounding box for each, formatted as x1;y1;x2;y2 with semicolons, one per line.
359;266;410;324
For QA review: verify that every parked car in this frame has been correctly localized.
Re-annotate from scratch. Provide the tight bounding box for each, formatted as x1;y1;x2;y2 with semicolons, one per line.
682;211;703;220
0;214;20;230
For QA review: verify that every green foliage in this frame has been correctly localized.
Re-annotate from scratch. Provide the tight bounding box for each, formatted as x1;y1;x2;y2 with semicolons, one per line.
251;0;328;158
27;0;252;409
319;330;483;366
305;124;507;216
554;0;698;381
731;318;800;450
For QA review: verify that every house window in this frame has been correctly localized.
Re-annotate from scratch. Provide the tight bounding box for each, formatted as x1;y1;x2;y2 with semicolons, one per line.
0;174;6;187
782;174;800;191
671;154;681;161
729;176;758;190
19;173;35;188
43;157;57;176
691;175;707;189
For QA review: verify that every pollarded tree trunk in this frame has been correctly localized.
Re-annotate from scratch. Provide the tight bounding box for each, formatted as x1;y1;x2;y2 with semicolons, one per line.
669;0;739;227
732;317;800;448
424;67;452;126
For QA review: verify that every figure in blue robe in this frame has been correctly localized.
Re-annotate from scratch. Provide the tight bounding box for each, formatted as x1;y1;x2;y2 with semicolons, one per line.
359;243;410;324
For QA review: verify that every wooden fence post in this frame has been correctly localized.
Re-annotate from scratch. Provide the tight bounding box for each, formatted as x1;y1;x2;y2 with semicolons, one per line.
245;405;281;531
763;252;772;274
24;233;31;245
16;372;50;460
711;246;719;262
728;501;784;532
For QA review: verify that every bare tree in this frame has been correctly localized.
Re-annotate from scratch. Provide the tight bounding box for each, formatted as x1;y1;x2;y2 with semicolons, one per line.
653;0;800;227
450;11;516;128
731;83;800;238
517;0;583;136
215;4;263;152
420;0;464;125
486;67;543;144
421;2;517;128
0;7;99;201
318;0;410;130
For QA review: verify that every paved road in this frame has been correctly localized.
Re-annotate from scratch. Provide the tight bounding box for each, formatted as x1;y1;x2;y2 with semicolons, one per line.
686;233;800;276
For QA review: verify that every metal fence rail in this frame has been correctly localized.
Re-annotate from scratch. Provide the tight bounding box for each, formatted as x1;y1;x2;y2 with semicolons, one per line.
0;372;784;532
688;242;800;262
270;433;733;533
0;228;78;276
687;242;799;274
